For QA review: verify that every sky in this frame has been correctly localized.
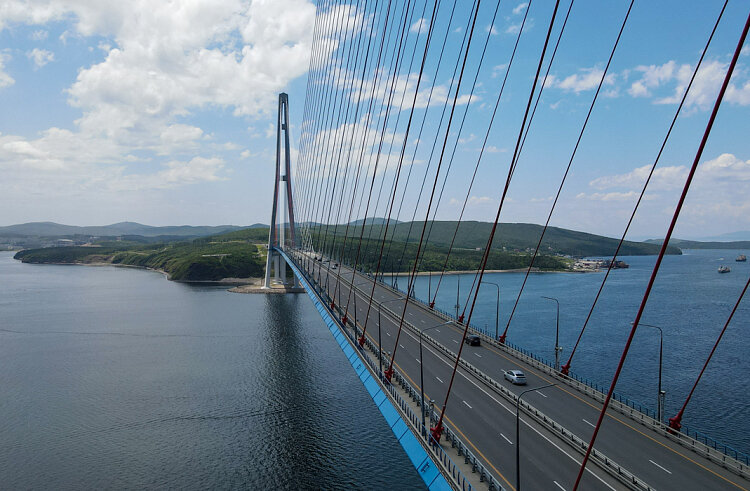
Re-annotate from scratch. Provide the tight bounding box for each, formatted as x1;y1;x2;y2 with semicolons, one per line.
0;0;748;240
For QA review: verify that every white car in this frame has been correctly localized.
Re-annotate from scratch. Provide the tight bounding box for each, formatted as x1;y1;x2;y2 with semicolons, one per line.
504;369;527;385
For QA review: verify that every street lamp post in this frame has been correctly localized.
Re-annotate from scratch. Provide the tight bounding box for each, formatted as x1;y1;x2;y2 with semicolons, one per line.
484;281;500;340
420;320;453;435
517;384;556;490
542;296;562;371
639;322;665;423
376;296;406;376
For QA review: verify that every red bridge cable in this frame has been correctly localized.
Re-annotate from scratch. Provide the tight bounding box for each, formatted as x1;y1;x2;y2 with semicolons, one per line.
381;0;484;382
390;3;478;274
428;0;546;309
379;0;461;275
343;0;424;281
328;0;404;304
669;274;750;431
499;0;634;345
300;1;353;267
313;0;394;286
573;11;750;490
561;0;728;376
377;0;500;310
431;0;561;443
440;0;574;316
314;0;370;272
300;1;362;264
336;0;431;315
324;0;410;304
354;0;445;347
414;0;513;288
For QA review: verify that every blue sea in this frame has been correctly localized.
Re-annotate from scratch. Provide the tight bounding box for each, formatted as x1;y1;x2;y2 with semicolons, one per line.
1;248;748;489
0;252;423;489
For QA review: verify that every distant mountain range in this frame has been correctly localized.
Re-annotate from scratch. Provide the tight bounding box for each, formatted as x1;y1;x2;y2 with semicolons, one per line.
0;221;266;238
645;238;750;250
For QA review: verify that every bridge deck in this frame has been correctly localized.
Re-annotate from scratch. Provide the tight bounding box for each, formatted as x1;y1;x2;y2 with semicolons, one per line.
294;251;749;491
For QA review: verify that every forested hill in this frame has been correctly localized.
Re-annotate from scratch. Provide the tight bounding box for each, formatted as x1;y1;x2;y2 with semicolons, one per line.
322;221;681;257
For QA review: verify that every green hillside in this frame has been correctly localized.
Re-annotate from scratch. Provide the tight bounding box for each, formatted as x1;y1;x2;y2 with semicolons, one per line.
322;221;681;257
14;228;268;281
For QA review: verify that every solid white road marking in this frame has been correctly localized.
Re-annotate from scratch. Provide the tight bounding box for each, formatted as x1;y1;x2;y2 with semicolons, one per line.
435;329;440;332
453;340;458;344
500;433;513;445
400;344;405;349
475;353;482;358
649;460;672;474
436;377;444;383
553;480;566;490
416;358;421;364
462;400;473;409
536;390;548;398
582;419;596;428
386;332;391;336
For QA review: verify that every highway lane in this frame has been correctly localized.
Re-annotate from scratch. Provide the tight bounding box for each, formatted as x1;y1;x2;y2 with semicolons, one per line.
308;258;624;489
349;273;620;490
303;254;750;490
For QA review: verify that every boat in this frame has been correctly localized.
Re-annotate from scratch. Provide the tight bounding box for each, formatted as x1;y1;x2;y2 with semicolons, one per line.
718;266;731;273
737;254;747;262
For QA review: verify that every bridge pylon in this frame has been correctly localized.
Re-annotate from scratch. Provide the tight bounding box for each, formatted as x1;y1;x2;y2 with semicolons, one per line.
264;93;298;289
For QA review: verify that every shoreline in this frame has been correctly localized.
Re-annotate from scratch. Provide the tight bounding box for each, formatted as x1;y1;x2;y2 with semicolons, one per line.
15;258;263;285
14;256;597;283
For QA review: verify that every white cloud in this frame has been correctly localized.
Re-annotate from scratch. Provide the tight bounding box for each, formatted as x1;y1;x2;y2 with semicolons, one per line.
575;191;638;201
698;153;750;180
27;48;54;67
0;52;13;88
512;2;529;15
410;17;429;34
555;67;615;93
589;164;687;191
486;24;498;36
628;61;676;97
505;18;533;35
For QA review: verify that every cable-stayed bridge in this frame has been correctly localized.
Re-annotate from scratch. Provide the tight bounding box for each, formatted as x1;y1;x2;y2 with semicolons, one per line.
260;1;750;489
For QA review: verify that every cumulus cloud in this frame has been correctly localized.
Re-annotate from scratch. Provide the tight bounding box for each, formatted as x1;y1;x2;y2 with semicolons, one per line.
589;164;687;191
698;153;750;180
0;0;328;199
27;48;54;67
512;2;529;15
552;67;615;93
410;17;429;34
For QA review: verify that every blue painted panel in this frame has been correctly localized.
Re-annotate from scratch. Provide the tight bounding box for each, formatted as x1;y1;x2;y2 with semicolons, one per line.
391;419;408;440
428;476;453;491
362;375;381;398
342;344;355;360
373;391;386;407
352;360;366;377
379;400;401;427
399;430;430;469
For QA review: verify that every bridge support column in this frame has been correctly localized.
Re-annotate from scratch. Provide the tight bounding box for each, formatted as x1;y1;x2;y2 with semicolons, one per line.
263;93;297;288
